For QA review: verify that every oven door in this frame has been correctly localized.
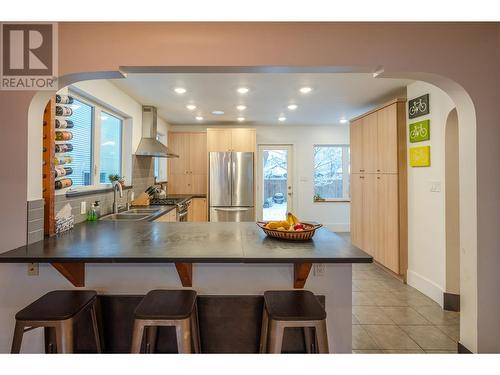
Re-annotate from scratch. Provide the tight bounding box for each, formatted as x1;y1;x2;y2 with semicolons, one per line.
178;209;188;222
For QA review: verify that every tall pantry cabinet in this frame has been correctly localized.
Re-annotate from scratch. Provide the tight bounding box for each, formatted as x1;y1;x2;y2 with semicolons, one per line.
350;99;407;278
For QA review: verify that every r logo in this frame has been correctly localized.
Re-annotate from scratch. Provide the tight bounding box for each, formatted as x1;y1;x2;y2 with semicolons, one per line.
1;23;57;90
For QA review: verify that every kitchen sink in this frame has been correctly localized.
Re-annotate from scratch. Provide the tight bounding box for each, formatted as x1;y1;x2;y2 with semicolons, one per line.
100;213;152;221
126;208;161;214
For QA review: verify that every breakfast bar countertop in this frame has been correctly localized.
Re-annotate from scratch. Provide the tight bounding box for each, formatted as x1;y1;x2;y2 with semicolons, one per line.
0;222;372;264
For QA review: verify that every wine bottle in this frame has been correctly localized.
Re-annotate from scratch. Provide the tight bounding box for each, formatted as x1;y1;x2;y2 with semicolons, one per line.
55;105;73;116
55;131;73;141
54;155;73;165
55;178;73;190
55;143;73;153
54;166;73;178
55;119;74;129
56;94;74;104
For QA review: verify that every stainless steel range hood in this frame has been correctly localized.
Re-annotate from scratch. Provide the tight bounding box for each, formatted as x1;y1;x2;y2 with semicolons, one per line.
135;106;179;158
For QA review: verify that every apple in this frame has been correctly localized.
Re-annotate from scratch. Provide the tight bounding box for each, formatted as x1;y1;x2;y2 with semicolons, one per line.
294;223;305;230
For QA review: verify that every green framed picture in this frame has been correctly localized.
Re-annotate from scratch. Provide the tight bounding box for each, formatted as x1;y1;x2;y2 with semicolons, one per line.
409;119;430;143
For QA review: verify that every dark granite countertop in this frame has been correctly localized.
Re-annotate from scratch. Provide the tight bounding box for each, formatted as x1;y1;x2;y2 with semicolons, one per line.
0;222;372;264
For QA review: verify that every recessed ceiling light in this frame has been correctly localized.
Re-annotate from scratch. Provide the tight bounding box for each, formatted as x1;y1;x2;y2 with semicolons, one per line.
195;116;204;121
236;105;247;111
237;117;245;122
340;118;348;124
287;104;298;110
212;110;225;115
278;116;287;122
174;87;187;94
299;87;312;94
237;87;249;94
186;104;197;110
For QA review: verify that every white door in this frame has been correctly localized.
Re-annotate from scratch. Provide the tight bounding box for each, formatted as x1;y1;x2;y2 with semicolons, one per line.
257;145;294;221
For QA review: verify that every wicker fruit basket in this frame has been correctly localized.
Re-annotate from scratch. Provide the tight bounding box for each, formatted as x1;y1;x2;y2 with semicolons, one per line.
256;221;323;241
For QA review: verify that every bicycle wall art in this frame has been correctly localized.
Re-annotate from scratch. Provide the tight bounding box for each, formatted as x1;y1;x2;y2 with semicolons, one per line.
408;93;430;119
409;145;431;167
409;119;430;143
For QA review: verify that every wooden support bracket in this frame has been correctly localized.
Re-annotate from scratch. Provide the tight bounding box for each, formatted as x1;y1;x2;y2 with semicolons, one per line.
51;263;85;287
175;263;193;287
294;263;312;289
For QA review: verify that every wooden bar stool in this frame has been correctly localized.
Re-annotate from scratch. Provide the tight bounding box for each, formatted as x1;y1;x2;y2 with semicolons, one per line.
11;290;101;354
259;290;329;354
130;290;200;354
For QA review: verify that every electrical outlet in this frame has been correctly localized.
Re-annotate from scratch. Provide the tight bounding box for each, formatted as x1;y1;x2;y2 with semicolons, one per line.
80;201;87;214
429;181;441;192
27;263;39;276
313;264;325;277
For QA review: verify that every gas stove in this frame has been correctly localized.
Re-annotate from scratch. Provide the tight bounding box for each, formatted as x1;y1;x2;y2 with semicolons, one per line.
150;197;190;221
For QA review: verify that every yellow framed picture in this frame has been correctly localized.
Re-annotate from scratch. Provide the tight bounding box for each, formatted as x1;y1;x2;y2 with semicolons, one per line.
409;146;431;167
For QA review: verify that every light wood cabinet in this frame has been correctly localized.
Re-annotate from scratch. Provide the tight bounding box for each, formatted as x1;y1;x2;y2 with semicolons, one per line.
154;209;177;222
350;119;364;174
168;132;207;195
187;199;194;222
207;128;256;152
191;198;207;222
377;103;398;174
376;174;400;272
349;99;407;277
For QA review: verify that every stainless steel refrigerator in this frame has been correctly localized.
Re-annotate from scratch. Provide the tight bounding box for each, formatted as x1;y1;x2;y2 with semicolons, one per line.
209;152;254;222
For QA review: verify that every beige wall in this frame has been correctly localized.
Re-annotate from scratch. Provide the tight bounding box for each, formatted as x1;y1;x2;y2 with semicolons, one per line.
0;22;499;352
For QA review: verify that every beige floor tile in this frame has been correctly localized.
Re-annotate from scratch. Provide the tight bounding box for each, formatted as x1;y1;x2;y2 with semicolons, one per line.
371;292;409;307
392;291;438;307
399;325;457;351
382;349;425;353
435;324;460;342
352;279;393;292
353;291;377;306
414;305;460;325
353;306;394;325
363;325;421;350
352;349;385;354
352;282;362;292
380;307;430;325
352;314;360;324
424;350;458;354
352;325;380;350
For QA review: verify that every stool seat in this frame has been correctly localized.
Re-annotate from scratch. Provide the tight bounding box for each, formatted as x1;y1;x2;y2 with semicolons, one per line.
15;290;97;321
263;290;326;321
134;289;197;320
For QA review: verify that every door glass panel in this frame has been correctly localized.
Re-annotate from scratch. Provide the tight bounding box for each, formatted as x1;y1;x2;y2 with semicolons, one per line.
262;148;289;221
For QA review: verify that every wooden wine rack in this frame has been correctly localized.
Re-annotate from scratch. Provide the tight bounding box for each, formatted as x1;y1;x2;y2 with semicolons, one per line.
42;98;56;236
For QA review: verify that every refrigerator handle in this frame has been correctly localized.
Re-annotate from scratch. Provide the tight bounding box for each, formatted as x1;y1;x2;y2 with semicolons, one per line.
228;153;233;204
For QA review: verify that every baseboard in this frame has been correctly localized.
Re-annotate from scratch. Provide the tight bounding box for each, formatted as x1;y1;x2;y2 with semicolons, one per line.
324;223;350;232
443;292;460;312
458;342;472;353
407;270;444;306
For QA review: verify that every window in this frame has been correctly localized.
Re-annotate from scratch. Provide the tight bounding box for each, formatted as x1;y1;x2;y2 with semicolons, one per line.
65;92;123;189
154;133;167;182
313;145;350;201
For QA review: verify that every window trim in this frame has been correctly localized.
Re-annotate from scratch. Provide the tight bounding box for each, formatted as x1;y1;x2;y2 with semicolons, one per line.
57;90;125;194
313;144;351;203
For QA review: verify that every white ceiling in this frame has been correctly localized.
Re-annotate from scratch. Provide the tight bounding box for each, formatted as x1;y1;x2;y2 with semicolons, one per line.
111;73;412;126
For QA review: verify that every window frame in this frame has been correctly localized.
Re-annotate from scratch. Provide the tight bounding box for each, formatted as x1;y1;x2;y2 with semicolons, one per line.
313;144;351;203
61;90;125;193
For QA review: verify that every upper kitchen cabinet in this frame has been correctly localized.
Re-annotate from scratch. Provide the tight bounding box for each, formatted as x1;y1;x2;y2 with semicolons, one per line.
207;128;256;152
168;132;207;194
350;101;402;174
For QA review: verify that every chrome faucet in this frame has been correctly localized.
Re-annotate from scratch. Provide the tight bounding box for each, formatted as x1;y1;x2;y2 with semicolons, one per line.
112;181;123;214
126;189;133;210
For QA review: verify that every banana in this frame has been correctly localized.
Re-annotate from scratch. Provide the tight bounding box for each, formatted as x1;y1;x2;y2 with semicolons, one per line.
266;221;290;230
287;212;300;226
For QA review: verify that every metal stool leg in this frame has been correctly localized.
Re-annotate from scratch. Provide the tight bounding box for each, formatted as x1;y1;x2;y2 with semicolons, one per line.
175;319;192;353
259;307;269;353
190;304;201;353
55;319;74;353
314;320;329;354
89;304;102;353
268;320;284;354
130;320;146;353
44;326;57;353
11;321;24;353
145;327;158;353
303;327;314;353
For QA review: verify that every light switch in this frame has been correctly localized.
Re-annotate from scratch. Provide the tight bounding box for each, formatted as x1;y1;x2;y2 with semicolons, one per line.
429;181;441;192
